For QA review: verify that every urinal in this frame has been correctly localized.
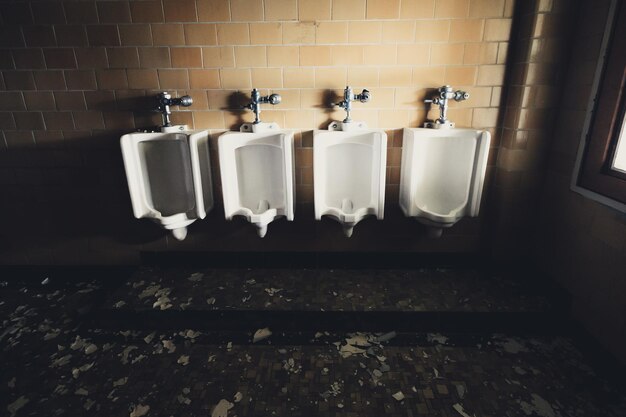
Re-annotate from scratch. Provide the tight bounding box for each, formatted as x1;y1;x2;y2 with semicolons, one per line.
399;127;490;237
120;128;213;240
218;122;295;237
314;121;387;237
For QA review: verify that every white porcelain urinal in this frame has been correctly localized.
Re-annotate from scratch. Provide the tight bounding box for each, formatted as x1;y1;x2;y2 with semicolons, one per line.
399;128;490;237
120;128;213;240
314;121;387;237
218;122;294;237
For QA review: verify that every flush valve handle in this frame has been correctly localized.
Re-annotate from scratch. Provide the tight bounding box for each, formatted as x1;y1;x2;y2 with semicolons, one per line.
423;85;469;129
335;86;371;123
246;88;282;124
267;93;281;105
156;92;193;127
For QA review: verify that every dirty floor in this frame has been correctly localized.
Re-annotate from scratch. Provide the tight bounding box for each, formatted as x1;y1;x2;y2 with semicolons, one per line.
1;268;625;417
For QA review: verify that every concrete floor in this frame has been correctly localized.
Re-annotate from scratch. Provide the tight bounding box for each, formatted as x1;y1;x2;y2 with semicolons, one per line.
1;268;624;417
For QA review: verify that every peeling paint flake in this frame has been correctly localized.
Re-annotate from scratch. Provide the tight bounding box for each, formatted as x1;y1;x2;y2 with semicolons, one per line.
253;328;272;343
427;333;449;345
72;362;94;379
495;337;529;354
83;399;95;410
138;285;160;299
119;346;138;364
453;403;475;417
143;332;155;344
51;354;72;368
7;396;29;417
211;399;234;417
162;340;176;353
70;336;87;351
392;391;405;401
113;377;128;387
187;272;204;282
519;394;556;417
182;329;200;340
129;404;150;417
84;343;98;355
264;288;282;296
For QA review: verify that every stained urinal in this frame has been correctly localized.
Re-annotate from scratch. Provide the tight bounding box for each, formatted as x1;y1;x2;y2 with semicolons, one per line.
399;86;490;238
314;86;387;237
121;129;213;240
218;89;294;237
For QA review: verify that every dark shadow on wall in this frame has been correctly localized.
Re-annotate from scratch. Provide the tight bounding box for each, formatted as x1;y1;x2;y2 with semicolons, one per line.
318;89;341;129
224;91;251;130
481;0;541;261
0;129;486;265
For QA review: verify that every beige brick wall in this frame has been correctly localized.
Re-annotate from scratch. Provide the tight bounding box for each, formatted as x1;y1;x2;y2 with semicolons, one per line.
0;0;516;262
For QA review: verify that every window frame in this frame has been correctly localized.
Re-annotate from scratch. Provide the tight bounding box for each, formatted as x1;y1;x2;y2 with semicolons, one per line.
572;0;626;211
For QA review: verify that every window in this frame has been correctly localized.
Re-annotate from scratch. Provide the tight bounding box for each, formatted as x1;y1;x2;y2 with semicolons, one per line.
610;109;626;173
573;0;626;209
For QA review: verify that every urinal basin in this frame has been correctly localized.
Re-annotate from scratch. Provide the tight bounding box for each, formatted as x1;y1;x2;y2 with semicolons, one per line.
314;125;387;236
120;130;213;235
399;127;490;225
218;123;295;237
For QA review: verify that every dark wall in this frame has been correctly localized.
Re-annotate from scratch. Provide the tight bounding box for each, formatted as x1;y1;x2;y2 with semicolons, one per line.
534;0;626;364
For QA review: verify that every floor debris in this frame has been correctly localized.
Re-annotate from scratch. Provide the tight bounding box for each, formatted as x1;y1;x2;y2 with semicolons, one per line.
2;270;626;417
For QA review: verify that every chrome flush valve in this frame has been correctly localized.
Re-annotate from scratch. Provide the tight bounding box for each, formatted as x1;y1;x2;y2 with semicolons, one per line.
245;88;281;124
335;86;370;123
424;85;469;129
156;92;193;127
